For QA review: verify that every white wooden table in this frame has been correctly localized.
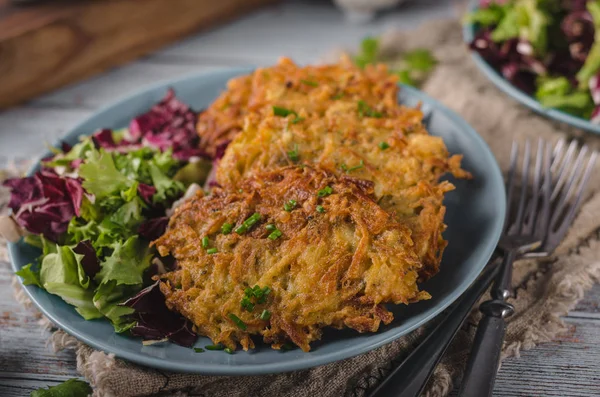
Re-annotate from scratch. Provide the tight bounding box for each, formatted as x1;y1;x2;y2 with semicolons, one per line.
1;1;599;395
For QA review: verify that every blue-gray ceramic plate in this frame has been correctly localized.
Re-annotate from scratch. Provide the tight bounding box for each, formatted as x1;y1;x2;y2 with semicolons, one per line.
9;67;505;375
463;2;600;134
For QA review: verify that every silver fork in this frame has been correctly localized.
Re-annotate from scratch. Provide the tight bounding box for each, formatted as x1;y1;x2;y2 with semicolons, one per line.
366;138;597;397
459;139;597;397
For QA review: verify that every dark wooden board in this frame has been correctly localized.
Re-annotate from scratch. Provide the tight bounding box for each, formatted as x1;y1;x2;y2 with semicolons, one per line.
0;0;278;108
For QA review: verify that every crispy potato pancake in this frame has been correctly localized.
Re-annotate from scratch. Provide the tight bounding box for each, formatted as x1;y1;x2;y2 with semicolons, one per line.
203;58;470;278
153;167;431;351
197;57;404;158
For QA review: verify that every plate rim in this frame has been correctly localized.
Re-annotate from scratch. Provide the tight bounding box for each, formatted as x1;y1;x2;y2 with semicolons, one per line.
462;0;600;135
9;67;506;375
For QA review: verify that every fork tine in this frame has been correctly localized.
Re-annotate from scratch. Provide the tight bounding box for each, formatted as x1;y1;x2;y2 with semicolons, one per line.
514;140;531;233
550;145;589;229
523;139;544;234
504;141;519;232
553;150;598;239
551;138;566;173
537;141;553;242
551;140;578;201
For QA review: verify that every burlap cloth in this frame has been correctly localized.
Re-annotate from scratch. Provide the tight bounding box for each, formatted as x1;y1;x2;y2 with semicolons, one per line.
3;18;600;397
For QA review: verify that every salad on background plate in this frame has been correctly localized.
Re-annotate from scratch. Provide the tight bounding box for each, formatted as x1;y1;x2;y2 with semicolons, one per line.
466;0;600;124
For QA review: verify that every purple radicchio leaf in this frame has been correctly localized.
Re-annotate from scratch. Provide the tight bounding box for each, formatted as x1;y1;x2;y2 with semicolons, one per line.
2;171;83;242
138;217;168;241
72;240;101;278
91;129;119;149
128;89;206;161
137;183;157;204
121;280;197;347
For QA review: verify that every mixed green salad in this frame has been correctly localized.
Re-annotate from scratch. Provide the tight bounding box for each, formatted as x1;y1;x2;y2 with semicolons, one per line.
468;0;600;121
6;90;209;346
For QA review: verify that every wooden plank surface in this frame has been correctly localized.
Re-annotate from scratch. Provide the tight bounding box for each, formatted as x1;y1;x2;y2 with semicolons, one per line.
0;1;599;396
0;0;278;108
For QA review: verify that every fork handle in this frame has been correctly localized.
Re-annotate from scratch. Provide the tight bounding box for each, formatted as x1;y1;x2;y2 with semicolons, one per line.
458;315;507;397
367;259;500;397
459;251;517;397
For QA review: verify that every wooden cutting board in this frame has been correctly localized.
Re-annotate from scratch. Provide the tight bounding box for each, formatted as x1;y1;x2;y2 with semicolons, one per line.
0;0;279;108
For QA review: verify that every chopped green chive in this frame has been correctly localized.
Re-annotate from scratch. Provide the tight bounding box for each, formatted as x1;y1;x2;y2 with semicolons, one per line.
268;230;283;240
332;92;344;100
241;285;271;309
240;285;272;313
241;296;255;312
288;144;300;162
235;213;262;234
283;199;297;212
273;106;295;117
260;309;272;320
228;313;247;330
300;79;319;87
221;222;233;234
205;344;225;350
343;160;364;173
358;100;383;118
207;248;218;255
266;224;277;232
316;205;325;213
193;347;205;353
224;347;235;354
238;189;244;193
201;237;209;249
317;186;333;197
273;106;303;124
259;286;271;303
379;142;390;150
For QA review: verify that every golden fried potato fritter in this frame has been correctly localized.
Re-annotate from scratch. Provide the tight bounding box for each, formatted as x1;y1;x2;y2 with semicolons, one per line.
154;167;430;351
209;58;470;278
197;57;405;158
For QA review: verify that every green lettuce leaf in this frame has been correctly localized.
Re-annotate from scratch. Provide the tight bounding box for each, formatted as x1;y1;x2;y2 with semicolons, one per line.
15;263;42;287
79;149;133;200
109;198;144;231
67;218;99;246
149;163;185;205
491;8;520;42
465;3;507;26
93;281;136;332
39;245;102;320
514;0;550;56
30;378;92;397
112;147;181;186
535;76;571;99
43;138;95;168
95;236;152;286
44;283;102;320
538;91;593;111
